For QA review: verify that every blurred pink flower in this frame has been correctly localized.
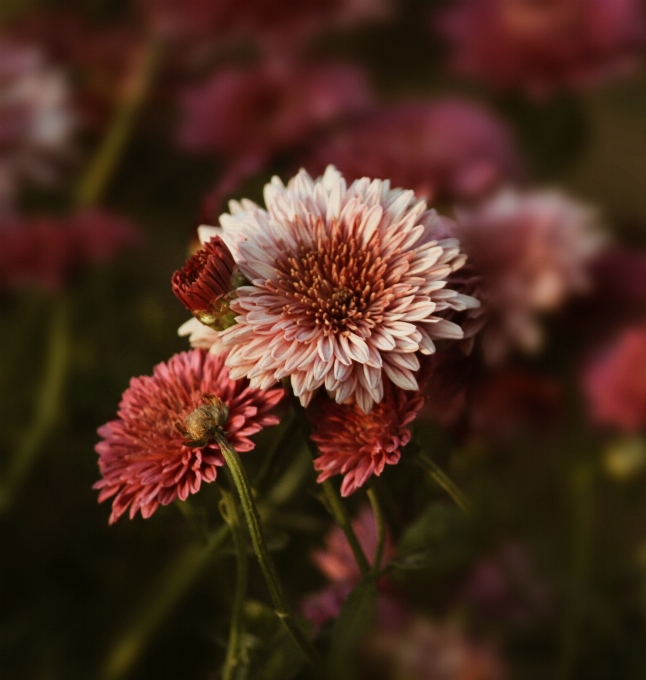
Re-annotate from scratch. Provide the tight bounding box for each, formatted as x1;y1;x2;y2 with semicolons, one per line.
367;618;508;680
0;36;76;210
311;380;424;495
142;0;389;46
94;349;284;524
585;322;646;432
301;100;523;203
12;12;139;129
177;59;371;204
302;505;396;626
440;189;603;363
438;0;646;98
0;210;141;293
197;166;478;412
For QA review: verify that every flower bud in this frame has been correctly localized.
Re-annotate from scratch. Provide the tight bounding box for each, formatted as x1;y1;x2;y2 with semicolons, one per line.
171;235;243;331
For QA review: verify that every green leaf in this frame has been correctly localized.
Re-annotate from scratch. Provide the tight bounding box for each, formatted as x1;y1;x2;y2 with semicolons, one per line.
395;502;475;574
244;601;308;680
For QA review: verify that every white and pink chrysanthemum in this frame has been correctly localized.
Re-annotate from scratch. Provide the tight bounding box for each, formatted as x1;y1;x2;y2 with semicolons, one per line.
193;166;479;413
0;37;76;211
435;189;604;363
311;381;425;495
94;349;284;524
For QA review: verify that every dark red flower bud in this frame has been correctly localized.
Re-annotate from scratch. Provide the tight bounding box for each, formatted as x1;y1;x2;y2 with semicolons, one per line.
171;236;240;330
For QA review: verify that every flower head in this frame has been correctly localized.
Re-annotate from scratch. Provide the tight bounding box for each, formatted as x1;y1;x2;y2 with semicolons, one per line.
584;322;646;433
197;166;478;412
437;0;646;98
311;381;424;495
0;210;140;293
438;189;603;363
301;100;523;203
94;349;284;523
0;37;76;210
171;235;241;330
302;505;396;626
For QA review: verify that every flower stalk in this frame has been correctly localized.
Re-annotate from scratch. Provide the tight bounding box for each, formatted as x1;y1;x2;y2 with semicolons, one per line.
219;478;249;680
287;389;371;577
366;486;386;575
413;450;471;517
214;431;321;669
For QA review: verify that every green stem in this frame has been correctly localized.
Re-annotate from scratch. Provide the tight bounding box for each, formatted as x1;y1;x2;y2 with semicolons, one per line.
0;296;71;513
102;525;229;680
101;451;312;680
288;390;371;577
414;451;471;517
366;486;386;575
215;433;320;669
252;410;298;495
75;36;162;208
220;480;249;680
559;462;594;680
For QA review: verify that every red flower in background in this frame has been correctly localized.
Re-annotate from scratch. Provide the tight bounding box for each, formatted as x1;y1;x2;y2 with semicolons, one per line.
301;99;523;203
94;350;284;524
437;0;645;98
0;210;141;292
585;322;646;432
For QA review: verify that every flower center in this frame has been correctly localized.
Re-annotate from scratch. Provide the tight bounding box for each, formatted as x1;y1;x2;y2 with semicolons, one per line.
274;221;389;336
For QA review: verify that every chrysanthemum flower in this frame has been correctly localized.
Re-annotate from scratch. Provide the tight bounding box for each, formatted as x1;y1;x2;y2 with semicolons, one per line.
311;381;424;495
0;210;140;292
436;189;603;363
437;0;645;98
94;350;284;524
300;100;523;203
196;166;478;412
171;235;240;330
0;37;76;211
302;506;396;627
584;322;646;433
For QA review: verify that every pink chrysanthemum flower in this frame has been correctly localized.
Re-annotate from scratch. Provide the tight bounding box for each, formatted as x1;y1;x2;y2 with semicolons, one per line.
94;350;284;524
0;210;140;292
302;505;396;627
301;100;523;203
584;322;646;433
437;0;646;98
311;381;424;495
196;166;478;412
0;37;76;211
434;189;604;363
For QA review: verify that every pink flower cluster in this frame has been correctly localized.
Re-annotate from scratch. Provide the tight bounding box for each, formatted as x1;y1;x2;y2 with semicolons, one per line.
301;100;524;203
0;210;141;292
438;0;646;98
